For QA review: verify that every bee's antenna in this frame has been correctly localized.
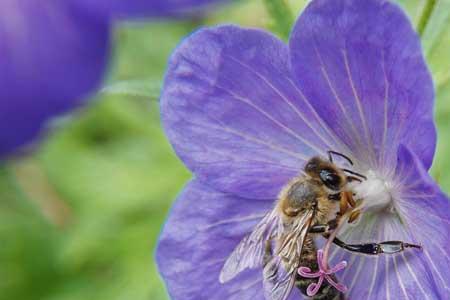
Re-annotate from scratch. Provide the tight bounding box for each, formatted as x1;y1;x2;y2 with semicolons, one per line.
327;150;354;166
342;169;367;180
347;176;363;183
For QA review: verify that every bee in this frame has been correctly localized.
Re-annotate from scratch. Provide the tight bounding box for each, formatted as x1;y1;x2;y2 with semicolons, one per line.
219;151;421;300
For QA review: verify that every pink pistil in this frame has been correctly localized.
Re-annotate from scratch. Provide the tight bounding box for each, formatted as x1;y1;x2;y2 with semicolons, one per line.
298;249;348;296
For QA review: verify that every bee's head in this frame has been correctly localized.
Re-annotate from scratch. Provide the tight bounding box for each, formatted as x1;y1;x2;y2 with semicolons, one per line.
304;157;345;191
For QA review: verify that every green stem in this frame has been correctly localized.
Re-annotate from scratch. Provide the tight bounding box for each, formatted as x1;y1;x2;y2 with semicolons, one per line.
7;159;72;228
416;0;437;37
437;70;450;92
263;0;294;40
426;12;450;58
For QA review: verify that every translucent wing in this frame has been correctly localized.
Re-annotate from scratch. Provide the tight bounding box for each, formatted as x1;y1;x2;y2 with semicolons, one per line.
263;210;315;300
263;256;294;300
219;209;281;283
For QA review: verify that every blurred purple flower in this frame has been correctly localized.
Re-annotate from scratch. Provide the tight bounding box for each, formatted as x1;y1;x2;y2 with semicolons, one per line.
81;0;229;19
0;0;227;158
157;0;450;299
0;1;109;157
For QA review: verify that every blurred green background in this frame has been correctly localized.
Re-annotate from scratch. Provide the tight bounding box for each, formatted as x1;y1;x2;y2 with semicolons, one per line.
0;1;448;299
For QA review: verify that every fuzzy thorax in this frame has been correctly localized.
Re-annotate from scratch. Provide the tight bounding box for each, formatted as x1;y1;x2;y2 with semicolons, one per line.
351;170;394;212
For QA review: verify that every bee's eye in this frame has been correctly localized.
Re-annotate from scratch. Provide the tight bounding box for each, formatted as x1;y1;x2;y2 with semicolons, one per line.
304;161;318;173
320;169;341;191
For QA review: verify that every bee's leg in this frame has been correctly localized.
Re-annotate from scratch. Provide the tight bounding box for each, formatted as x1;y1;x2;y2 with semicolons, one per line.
345;192;356;208
309;219;339;234
309;224;329;233
331;238;422;255
348;209;361;223
330;191;360;223
328;192;351;219
339;193;349;216
310;224;421;255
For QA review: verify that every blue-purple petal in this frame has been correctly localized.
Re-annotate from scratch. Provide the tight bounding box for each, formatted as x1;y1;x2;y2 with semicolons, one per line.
289;0;436;170
0;1;110;157
156;180;270;300
161;25;343;200
394;145;450;298
157;180;304;299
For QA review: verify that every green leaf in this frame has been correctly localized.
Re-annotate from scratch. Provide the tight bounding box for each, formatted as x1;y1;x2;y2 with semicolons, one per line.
262;0;294;40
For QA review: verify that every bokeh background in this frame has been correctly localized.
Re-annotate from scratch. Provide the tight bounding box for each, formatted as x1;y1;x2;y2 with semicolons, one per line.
0;1;448;299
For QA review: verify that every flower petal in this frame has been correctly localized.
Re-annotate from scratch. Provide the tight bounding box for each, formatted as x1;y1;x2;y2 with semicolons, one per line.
157;180;304;300
82;0;227;19
161;25;342;199
289;0;435;170
156;180;270;300
0;1;110;157
325;145;450;299
394;145;450;298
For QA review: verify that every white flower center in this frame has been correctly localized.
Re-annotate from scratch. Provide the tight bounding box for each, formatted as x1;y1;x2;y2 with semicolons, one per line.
351;170;394;212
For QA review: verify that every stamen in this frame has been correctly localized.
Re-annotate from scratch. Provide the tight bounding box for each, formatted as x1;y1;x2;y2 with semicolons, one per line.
351;170;393;212
298;249;348;296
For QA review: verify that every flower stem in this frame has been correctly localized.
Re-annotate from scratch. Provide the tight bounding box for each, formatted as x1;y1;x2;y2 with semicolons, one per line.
262;0;294;40
416;0;437;37
9;158;72;228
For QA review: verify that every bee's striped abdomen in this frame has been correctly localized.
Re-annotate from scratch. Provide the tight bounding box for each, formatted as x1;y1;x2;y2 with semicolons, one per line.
295;235;344;300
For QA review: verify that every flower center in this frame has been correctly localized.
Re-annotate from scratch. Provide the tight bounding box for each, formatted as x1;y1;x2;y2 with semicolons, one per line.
351;170;394;212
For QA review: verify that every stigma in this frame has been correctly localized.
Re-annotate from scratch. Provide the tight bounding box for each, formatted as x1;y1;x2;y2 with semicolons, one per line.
351;170;394;212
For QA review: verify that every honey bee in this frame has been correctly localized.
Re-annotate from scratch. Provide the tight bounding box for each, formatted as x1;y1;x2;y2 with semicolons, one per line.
219;151;421;300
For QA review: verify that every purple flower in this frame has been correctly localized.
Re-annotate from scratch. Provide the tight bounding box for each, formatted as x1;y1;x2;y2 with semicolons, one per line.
0;1;109;157
157;0;450;299
81;0;229;19
0;0;226;158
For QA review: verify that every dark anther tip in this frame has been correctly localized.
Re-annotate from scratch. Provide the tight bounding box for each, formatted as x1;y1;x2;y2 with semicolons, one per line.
406;243;423;250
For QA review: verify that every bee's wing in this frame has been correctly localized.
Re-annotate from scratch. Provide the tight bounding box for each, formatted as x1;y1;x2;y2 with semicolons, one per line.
263;210;314;300
263;257;295;300
219;209;280;283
